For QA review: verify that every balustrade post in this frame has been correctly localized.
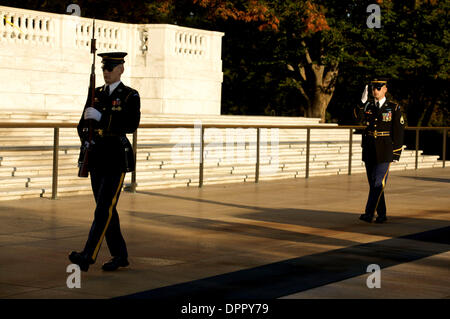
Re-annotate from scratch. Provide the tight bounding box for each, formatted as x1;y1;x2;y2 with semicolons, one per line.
51;127;59;200
255;128;260;183
130;130;138;192
415;129;419;170
305;128;310;178
443;128;447;168
199;126;204;187
348;128;353;175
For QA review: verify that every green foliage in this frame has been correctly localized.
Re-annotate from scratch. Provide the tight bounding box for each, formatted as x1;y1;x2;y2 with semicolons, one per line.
326;0;449;126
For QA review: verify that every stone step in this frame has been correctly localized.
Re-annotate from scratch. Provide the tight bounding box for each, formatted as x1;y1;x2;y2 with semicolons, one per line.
0;187;44;201
0;156;78;166
139;146;358;160
146;149;362;164
0;166;15;177
12;165;78;177
0;149;75;157
25;178;91;189
0;134;360;146
0;150;435;177
40;184;92;199
0;147;429;168
0;177;30;188
134;179;192;190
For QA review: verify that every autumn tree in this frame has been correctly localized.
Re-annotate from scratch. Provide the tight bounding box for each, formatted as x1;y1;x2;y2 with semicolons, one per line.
276;1;342;122
146;0;345;122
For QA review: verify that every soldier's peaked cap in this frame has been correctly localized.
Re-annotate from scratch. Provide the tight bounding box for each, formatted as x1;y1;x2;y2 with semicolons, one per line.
371;78;388;85
98;52;127;64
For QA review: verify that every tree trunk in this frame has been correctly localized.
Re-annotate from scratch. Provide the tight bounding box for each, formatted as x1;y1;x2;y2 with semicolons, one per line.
292;42;339;123
307;89;334;121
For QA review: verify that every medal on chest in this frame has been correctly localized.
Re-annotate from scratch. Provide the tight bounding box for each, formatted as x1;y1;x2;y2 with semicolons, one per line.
112;98;122;111
382;111;392;122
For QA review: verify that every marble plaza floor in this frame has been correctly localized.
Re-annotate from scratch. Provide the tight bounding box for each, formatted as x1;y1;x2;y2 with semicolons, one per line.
0;168;449;299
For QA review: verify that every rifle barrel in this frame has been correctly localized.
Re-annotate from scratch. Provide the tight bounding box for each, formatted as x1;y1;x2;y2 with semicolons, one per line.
78;18;97;178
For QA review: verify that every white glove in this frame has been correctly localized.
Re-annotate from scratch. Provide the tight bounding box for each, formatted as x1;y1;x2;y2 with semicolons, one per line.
361;85;368;103
84;107;102;122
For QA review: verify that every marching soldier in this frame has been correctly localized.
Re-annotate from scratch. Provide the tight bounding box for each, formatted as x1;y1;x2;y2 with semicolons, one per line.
69;52;141;271
354;78;405;223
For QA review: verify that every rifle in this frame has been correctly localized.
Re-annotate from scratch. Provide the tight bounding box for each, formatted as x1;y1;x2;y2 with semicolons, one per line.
78;19;97;178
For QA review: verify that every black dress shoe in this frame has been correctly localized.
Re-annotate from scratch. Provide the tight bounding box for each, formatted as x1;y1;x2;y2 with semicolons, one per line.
375;216;388;224
68;251;92;272
102;257;129;271
359;214;374;223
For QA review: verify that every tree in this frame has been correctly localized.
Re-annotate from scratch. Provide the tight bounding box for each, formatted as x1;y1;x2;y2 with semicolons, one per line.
276;1;343;122
147;0;344;122
327;0;449;127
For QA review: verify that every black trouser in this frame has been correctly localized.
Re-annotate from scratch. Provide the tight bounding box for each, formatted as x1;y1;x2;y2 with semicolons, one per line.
364;161;391;217
83;169;128;263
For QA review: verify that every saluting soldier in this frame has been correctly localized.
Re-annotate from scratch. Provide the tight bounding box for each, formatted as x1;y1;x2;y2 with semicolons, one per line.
354;78;405;223
69;52;141;271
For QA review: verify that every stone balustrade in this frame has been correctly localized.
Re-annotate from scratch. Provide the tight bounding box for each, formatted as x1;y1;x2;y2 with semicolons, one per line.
1;8;55;46
0;5;224;115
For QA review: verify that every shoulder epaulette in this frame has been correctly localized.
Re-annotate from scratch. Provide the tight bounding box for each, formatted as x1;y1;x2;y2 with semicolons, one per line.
387;101;400;111
123;86;139;102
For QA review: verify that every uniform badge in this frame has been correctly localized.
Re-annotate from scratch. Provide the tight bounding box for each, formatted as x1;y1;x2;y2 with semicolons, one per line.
112;99;122;111
400;115;405;124
382;111;392;122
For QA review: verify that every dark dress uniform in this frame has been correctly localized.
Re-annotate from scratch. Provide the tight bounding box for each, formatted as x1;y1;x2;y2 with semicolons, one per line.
354;86;405;223
70;52;140;271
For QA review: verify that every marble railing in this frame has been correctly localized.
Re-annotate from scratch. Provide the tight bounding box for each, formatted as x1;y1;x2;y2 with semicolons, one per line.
0;5;221;59
174;30;207;58
75;20;123;51
0;6;137;51
1;7;55;45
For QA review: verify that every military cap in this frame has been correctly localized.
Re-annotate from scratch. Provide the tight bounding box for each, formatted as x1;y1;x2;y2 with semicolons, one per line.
371;78;388;89
98;52;127;64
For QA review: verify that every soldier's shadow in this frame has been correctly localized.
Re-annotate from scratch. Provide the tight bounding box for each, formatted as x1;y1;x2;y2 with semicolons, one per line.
236;208;450;239
135;190;450;241
399;175;450;184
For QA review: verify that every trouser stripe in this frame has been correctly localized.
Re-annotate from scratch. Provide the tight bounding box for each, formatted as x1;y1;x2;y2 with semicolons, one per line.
373;163;390;215
91;173;125;261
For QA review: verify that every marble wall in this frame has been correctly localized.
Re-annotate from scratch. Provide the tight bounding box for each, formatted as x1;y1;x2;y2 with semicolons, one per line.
0;6;224;115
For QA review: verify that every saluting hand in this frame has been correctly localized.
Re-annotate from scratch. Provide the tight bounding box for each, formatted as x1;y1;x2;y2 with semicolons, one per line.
361;85;368;103
84;107;102;122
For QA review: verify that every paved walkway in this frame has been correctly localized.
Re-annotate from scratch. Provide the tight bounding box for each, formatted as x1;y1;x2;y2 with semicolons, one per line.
0;168;449;299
